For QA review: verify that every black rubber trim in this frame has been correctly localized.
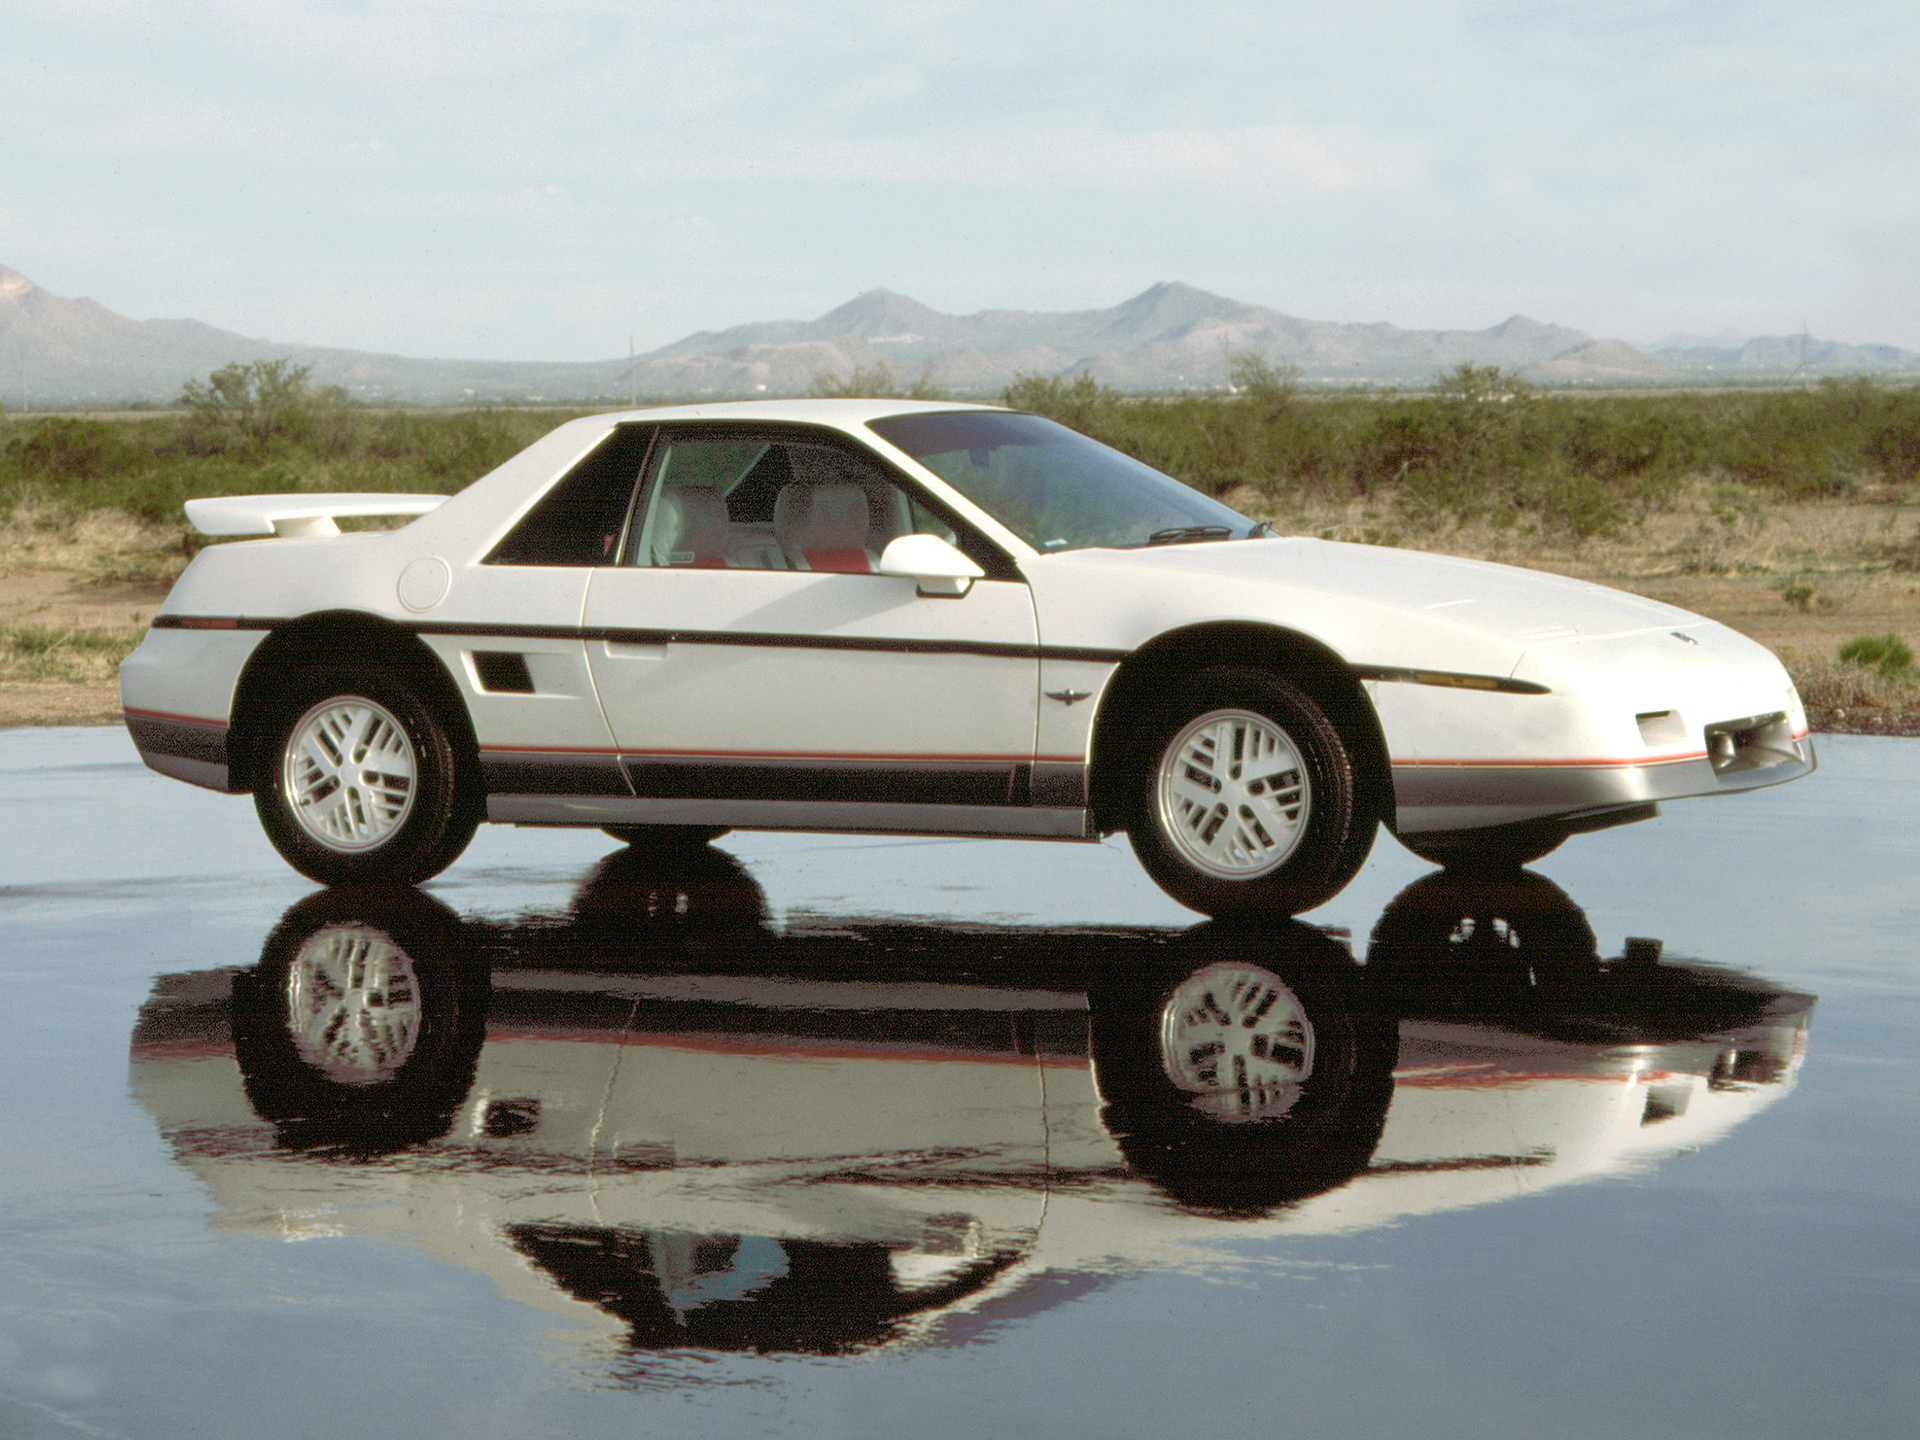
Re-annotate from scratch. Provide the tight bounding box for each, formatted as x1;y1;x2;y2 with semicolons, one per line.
149;615;276;631
151;613;1534;685
622;754;1029;807
1352;664;1550;696
1031;761;1089;808
427;621;1129;664
481;751;632;797
152;613;1132;665
125;709;229;766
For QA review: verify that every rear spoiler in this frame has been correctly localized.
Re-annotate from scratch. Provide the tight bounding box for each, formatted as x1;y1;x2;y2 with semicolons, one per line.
184;493;449;539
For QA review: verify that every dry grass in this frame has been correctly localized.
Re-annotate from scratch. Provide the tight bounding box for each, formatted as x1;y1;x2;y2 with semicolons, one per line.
1778;649;1920;733
0;503;192;585
1230;475;1920;732
0;623;146;684
0;506;176;715
1242;476;1920;582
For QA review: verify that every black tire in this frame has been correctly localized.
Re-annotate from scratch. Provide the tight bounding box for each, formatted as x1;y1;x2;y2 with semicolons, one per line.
1395;827;1563;871
570;842;771;941
1126;669;1364;918
601;825;731;848
1364;869;1599;1024
1090;923;1397;1212
1367;869;1598;968
231;887;488;1154
253;665;480;886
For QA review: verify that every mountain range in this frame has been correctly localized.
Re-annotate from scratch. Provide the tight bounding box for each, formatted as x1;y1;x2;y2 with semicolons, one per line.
2;264;1915;409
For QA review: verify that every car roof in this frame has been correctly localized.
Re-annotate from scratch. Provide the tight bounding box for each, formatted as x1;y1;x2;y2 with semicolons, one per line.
582;397;1006;428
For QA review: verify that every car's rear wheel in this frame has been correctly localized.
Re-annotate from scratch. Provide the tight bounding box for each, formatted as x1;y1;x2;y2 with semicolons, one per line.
232;888;486;1153
1126;670;1369;917
254;666;480;886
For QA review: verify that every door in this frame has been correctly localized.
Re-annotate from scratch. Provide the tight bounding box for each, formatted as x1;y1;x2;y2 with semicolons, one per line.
581;427;1049;829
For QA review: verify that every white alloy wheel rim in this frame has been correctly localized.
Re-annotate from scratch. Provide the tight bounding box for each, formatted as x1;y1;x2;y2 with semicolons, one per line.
1159;962;1314;1122
1156;707;1309;879
282;696;418;851
285;925;424;1084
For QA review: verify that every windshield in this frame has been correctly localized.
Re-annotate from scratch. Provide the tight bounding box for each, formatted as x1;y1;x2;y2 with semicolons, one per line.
867;411;1253;553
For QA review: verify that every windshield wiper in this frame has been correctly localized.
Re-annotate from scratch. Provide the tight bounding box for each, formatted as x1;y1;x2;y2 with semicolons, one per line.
1146;525;1234;547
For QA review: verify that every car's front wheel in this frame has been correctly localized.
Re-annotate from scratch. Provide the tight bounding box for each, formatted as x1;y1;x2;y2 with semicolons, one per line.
254;666;480;886
1126;670;1370;917
1395;827;1564;871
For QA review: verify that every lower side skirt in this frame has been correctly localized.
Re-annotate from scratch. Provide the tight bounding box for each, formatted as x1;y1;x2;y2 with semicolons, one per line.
488;793;1092;840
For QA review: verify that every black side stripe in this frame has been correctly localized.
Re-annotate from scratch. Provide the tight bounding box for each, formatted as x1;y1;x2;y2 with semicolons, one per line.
151;614;1131;665
150;615;1548;693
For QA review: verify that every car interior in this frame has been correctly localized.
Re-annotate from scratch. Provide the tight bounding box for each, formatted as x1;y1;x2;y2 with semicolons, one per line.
633;439;918;572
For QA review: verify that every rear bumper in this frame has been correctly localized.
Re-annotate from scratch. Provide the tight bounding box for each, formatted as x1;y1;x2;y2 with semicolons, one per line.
125;709;235;793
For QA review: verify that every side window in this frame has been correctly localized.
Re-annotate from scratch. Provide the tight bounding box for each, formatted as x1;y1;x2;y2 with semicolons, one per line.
627;433;951;575
486;425;653;567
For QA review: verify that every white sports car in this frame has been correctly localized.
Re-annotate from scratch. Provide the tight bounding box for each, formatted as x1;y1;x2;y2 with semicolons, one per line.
120;399;1814;914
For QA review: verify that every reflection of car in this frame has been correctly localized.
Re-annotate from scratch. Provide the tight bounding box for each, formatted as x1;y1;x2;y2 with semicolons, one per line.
128;856;1815;1360
121;400;1814;914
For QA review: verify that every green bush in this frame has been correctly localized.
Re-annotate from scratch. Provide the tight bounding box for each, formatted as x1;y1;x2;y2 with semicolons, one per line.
993;370;1919;538
4;417;145;482
178;359;352;452
1837;633;1914;679
811;362;945;401
7;367;1918;543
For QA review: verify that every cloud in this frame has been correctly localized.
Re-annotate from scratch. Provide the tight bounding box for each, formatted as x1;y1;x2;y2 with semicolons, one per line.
4;0;1916;356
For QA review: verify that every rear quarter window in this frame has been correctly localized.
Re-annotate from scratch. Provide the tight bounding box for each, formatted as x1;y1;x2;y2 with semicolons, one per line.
486;425;655;567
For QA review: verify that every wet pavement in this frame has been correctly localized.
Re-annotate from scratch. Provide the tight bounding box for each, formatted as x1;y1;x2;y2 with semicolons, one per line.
2;726;1916;1439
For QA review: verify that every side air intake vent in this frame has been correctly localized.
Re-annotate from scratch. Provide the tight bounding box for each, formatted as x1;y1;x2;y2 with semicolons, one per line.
472;651;535;694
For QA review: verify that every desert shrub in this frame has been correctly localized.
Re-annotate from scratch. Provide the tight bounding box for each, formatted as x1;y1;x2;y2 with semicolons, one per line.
1712;387;1856;498
1786;650;1920;714
178;359;353;453
359;408;550;488
3;417;146;483
811;363;945;401
1353;406;1452;493
1228;353;1300;415
11;372;1919;541
1508;465;1628;541
1867;388;1920;479
1837;633;1914;679
1003;371;1122;433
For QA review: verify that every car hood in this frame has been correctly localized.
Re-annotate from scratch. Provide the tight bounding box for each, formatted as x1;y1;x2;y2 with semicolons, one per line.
1021;536;1713;670
1104;537;1699;643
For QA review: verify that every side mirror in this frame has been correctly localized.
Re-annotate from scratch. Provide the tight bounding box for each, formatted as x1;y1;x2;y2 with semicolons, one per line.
876;534;986;597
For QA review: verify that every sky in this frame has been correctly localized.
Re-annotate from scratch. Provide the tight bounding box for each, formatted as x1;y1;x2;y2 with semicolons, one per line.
2;0;1916;362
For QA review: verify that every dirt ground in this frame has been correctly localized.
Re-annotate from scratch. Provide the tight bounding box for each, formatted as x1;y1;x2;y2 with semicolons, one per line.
0;570;169;725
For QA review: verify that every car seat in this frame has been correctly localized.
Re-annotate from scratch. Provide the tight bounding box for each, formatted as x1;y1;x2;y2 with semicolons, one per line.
773;482;873;572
